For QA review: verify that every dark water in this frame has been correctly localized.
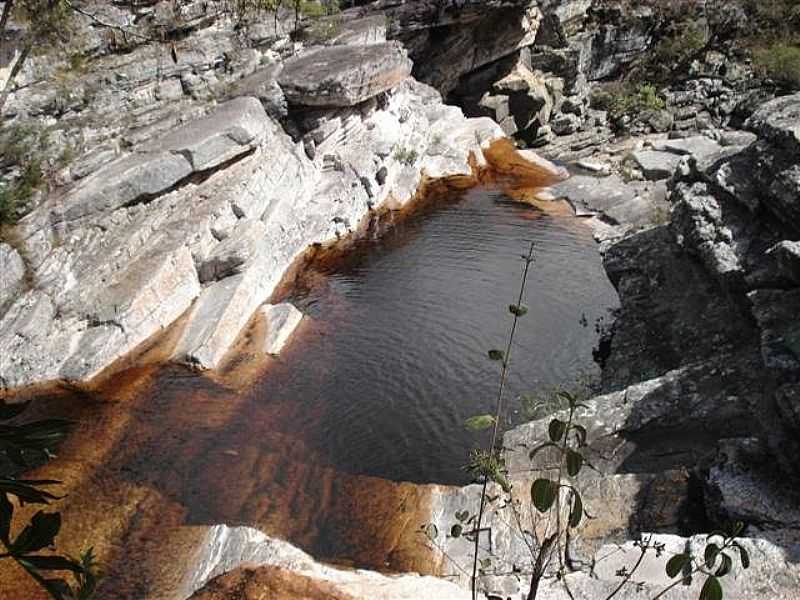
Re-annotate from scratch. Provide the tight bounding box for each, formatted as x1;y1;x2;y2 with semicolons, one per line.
255;186;620;484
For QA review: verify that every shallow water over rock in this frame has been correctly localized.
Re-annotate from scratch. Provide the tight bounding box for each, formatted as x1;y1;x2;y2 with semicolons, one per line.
261;186;619;484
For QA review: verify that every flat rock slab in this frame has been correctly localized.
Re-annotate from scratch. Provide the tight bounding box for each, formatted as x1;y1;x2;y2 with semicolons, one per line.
278;43;412;107
552;174;637;216
631;150;684;180
140;96;269;171
652;135;722;160
260;303;304;355
53;97;269;223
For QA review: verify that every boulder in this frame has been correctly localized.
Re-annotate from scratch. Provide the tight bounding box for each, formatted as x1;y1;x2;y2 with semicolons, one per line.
278;43;412;107
652;135;723;161
767;240;800;284
746;93;800;156
228;63;288;121
748;289;800;372
630;150;684;180
260;303;304;355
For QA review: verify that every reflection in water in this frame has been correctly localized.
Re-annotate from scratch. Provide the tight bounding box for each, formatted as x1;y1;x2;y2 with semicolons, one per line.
0;186;619;598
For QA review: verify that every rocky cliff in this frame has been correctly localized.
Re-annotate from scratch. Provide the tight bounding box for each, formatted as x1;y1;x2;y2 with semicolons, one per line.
0;1;798;599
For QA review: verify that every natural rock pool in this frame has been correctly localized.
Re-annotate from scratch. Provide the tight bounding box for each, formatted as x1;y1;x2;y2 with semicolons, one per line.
260;185;620;484
0;185;620;597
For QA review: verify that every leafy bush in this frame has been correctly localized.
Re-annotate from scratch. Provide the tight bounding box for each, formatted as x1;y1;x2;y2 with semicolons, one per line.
0;160;43;225
753;44;800;89
393;146;418;166
591;82;666;120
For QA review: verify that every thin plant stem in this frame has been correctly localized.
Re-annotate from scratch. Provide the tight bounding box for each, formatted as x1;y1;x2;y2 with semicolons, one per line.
471;240;536;600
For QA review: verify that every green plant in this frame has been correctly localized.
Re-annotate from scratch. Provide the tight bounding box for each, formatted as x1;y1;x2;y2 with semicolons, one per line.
591;82;666;121
422;244;751;600
753;44;800;89
393;146;418;166
0;399;100;598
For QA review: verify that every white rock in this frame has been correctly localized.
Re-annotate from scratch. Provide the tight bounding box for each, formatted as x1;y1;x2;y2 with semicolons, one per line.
181;525;478;600
0;243;26;310
260;303;304;355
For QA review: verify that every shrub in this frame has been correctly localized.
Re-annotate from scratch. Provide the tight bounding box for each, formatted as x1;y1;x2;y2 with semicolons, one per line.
753;44;800;90
591;82;666;120
393;146;418;166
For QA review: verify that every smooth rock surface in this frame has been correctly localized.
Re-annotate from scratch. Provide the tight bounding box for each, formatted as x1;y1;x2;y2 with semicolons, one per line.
184;526;476;600
278;43;412;107
0;243;25;310
631;149;684;180
260;303;304;355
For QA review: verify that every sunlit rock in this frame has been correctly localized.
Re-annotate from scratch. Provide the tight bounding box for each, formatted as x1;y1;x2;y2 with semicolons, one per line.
260;303;304;356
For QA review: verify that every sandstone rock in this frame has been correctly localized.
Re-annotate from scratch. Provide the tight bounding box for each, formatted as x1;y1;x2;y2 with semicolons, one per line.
767;240;800;284
54;151;194;223
140;97;269;171
630;149;684;180
183;525;475;600
746;92;800;156
705;438;800;528
748;289;800;372
327;15;387;46
652;135;723;160
198;220;267;283
279;43;412;107
0;243;25;310
228;63;288;121
260;303;304;355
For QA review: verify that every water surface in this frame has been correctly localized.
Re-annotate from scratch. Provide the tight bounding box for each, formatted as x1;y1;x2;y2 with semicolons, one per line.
256;186;620;484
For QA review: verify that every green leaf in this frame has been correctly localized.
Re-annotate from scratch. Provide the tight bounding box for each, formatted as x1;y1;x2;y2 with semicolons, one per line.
450;524;463;538
733;542;750;569
487;349;505;361
0;478;62;505
422;523;438;540
548;419;567;442
455;510;469;522
699;576;723;600
19;555;82;573
509;304;528;317
566;449;583;477
464;415;496;432
568;490;583;528
705;543;720;568
0;400;30;421
528;442;560;461
556;390;577;406
572;424;588;447
665;553;691;578
531;478;558;513
715;552;733;577
479;558;491;569
12;511;61;554
18;564;71;600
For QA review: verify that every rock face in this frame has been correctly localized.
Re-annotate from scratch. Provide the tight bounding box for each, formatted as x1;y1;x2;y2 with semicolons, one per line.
260;303;304;355
184;526;473;600
278;43;413;107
